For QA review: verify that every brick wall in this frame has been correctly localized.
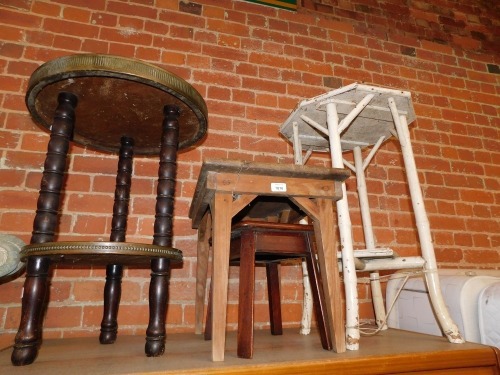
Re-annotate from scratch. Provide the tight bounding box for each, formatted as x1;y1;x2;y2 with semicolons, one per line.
0;0;498;346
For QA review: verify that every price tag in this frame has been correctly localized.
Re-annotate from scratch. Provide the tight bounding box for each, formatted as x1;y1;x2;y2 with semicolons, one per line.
271;182;287;192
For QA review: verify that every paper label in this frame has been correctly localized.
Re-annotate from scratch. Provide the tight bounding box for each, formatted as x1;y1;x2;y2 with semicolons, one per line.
271;182;287;192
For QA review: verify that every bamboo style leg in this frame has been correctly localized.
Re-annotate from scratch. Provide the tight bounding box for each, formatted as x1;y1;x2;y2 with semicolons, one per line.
326;102;359;350
12;92;77;366
292;127;314;336
352;146;387;330
389;98;464;344
145;105;180;357
100;137;134;344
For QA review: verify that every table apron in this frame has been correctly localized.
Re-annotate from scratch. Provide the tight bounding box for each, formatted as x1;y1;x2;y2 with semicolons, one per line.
206;172;342;199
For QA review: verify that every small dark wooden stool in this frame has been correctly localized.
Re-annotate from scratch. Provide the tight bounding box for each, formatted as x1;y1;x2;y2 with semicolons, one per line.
205;221;332;359
12;54;207;366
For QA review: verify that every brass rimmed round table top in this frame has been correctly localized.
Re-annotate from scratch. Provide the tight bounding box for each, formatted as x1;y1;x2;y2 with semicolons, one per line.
26;54;208;154
21;241;183;266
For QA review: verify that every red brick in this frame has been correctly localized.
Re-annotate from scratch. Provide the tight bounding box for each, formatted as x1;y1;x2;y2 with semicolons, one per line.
0;42;24;59
99;27;153;46
43;18;99;38
63;6;91;22
464;250;500;264
228;89;253;106
31;1;60;16
435;247;464;263
0;25;23;42
106;0;157;18
0;9;42;28
45;306;82;328
67;193;113;214
118;16;145;31
53;34;83;51
73;215;109;235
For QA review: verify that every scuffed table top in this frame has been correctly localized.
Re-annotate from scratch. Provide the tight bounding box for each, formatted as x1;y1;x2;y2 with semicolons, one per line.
26;54;208;154
279;83;416;152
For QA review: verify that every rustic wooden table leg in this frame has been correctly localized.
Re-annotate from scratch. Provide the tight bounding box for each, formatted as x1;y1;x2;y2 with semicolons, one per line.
195;213;211;335
12;92;77;366
100;137;134;344
145;105;179;357
305;233;332;350
210;192;233;362
313;198;345;353
291;197;346;354
204;278;213;341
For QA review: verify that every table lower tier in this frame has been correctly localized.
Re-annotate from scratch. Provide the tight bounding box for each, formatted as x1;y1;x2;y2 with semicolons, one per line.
1;329;498;374
20;241;182;266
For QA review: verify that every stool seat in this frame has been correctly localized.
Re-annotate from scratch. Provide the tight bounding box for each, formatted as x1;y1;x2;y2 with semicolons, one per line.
230;221;315;261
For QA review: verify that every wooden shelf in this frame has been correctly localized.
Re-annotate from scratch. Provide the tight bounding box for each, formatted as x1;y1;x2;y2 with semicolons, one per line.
1;329;498;374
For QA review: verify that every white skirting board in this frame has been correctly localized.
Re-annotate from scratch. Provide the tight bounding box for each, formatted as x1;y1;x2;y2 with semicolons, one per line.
386;269;500;348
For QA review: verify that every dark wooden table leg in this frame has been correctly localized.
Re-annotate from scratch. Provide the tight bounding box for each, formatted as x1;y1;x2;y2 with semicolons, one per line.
100;137;134;344
237;230;256;359
266;262;283;336
12;92;77;366
145;105;179;357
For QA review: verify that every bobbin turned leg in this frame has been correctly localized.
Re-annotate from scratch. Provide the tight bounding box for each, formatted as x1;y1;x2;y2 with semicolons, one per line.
100;137;134;344
145;105;179;357
12;92;77;366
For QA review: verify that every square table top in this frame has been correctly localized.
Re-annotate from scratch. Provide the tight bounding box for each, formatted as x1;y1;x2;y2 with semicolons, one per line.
189;159;350;228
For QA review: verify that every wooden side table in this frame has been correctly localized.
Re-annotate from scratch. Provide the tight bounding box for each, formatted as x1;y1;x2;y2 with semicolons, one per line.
189;159;350;361
12;54;207;366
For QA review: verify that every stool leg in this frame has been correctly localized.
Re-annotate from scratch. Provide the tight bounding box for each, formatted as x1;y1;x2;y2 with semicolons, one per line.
100;264;123;344
204;277;213;341
12;92;77;366
237;230;256;359
145;105;179;357
100;137;134;344
195;213;212;335
305;233;332;350
266;262;283;335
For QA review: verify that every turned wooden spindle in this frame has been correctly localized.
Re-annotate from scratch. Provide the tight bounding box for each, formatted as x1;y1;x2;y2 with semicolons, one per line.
145;105;180;357
12;92;77;366
100;136;134;345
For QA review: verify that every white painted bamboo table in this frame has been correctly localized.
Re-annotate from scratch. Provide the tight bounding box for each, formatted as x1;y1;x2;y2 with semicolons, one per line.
189;159;350;361
279;83;464;349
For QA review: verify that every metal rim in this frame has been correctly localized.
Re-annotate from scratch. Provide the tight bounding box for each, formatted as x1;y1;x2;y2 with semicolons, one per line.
21;241;183;262
25;54;208;150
